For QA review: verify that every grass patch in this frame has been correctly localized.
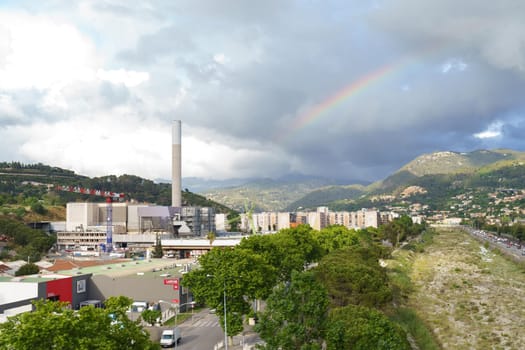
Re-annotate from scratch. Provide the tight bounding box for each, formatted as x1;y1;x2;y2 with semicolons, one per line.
389;265;415;302
389;307;441;350
162;307;204;326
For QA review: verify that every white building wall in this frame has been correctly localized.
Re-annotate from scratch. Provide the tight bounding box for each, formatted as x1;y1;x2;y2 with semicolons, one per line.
307;212;321;230
260;213;272;232
127;205;147;232
316;207;329;229
0;282;38;304
215;213;227;231
66;203;99;231
341;212;351;228
277;212;291;231
364;210;380;228
0;304;33;323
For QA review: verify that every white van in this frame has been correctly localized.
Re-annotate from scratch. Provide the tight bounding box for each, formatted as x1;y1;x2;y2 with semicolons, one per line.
160;327;181;348
129;301;148;313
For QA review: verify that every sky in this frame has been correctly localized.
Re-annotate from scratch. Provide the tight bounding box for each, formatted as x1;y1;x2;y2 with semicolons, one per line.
1;0;525;183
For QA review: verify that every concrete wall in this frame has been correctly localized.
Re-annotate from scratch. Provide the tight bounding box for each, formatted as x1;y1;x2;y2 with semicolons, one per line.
127;205;147;232
88;275;183;305
0;282;38;304
66;203;99;231
71;274;92;309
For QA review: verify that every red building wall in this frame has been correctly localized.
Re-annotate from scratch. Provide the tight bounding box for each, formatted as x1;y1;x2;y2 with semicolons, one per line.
46;277;73;304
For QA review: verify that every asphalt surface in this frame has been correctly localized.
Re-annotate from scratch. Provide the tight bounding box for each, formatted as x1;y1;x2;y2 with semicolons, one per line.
463;226;525;261
148;308;261;350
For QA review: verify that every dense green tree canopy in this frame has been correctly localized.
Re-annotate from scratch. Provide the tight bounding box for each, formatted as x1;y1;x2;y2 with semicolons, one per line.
0;296;159;350
255;271;329;350
238;225;322;282
0;218;55;262
182;247;276;337
325;305;410;350
314;246;392;308
313;225;361;254
15;263;39;276
378;215;426;247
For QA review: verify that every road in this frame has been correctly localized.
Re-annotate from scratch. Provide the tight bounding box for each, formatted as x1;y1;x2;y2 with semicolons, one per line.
163;309;223;350
463;226;525;261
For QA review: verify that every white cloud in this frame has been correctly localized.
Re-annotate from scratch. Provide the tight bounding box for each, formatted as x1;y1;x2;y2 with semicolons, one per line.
213;53;228;65
96;68;150;87
0;13;97;90
441;59;468;74
474;121;503;139
0;94;24;121
15;114;171;180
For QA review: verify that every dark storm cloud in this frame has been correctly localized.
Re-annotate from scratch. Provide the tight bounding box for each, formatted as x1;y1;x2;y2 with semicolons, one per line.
112;0;525;180
3;1;525;181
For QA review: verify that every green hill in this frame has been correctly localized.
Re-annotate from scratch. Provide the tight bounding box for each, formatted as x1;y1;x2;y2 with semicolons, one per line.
287;149;525;213
397;149;523;176
0;162;235;223
284;185;365;211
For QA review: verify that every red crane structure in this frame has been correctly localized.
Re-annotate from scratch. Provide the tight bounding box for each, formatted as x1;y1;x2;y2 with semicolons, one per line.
56;185;126;253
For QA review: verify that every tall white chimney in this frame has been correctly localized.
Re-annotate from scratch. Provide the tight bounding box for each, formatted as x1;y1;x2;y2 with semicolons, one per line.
172;120;182;207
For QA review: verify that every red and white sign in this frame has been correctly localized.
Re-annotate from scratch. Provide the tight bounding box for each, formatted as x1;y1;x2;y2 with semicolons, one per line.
171;299;179;304
164;278;179;286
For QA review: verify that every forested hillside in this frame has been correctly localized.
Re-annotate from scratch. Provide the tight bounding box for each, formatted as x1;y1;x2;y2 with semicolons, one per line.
285;150;525;216
0;218;55;262
0;162;236;223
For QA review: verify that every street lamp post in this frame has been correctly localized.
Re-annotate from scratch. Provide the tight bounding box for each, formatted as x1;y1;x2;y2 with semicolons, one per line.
207;274;228;350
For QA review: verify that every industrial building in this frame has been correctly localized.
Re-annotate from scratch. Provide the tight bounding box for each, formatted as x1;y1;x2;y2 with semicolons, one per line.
0;259;193;323
56;121;216;253
56;202;216;252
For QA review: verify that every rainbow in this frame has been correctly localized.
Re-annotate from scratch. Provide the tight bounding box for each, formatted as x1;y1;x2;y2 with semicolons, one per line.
273;57;412;143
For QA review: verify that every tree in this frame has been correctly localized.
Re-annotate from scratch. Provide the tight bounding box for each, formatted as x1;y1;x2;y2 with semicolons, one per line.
182;247;276;343
313;225;360;254
0;218;55;261
238;225;323;282
152;233;163;258
255;270;329;350
325;305;410;350
141;309;161;326
206;231;216;248
227;211;240;232
30;201;47;215
0;297;159;350
314;246;392;308
511;223;525;243
15;263;39;276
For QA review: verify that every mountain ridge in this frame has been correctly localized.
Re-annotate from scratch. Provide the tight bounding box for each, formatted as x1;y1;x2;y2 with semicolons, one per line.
2;148;525;215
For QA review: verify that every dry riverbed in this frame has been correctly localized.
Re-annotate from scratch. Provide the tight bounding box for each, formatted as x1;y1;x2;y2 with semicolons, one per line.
402;227;525;349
